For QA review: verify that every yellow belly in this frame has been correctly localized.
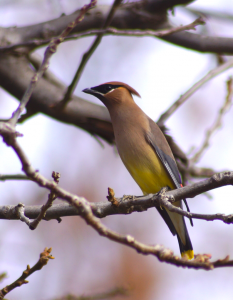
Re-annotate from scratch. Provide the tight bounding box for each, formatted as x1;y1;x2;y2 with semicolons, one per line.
117;140;194;259
121;148;188;247
121;145;175;194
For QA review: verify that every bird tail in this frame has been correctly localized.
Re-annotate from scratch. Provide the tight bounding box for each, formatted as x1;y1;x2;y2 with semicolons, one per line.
177;220;194;259
156;206;194;259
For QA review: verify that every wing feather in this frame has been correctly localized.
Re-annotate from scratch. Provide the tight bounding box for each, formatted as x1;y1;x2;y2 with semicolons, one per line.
146;118;193;227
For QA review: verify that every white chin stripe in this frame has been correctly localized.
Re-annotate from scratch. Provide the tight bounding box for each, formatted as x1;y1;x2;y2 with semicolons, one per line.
92;89;115;96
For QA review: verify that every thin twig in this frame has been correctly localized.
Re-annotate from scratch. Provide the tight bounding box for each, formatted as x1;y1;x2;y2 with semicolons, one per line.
28;171;60;230
107;17;205;36
8;0;97;126
0;17;205;53
155;185;233;225
0;174;30;181
0;248;54;300
28;52;65;88
14;172;60;229
59;0;122;108
190;77;233;164
157;59;233;126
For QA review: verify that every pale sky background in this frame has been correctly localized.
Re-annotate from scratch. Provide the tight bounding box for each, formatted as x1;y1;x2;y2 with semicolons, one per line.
0;0;233;299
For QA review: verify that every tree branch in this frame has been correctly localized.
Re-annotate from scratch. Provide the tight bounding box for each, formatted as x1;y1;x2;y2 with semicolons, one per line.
0;174;30;181
8;0;97;126
60;0;122;108
28;171;61;230
1;0;233;271
190;77;233;164
1;115;233;268
0;171;233;223
0;18;205;53
0;54;114;143
0;248;54;300
0;2;233;55
157;59;233;126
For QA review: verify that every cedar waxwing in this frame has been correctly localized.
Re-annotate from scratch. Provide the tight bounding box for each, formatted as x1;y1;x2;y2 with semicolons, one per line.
83;82;193;259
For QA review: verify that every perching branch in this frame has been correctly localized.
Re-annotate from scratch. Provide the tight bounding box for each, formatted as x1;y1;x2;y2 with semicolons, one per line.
1;171;233;223
2;111;233;269
0;248;54;300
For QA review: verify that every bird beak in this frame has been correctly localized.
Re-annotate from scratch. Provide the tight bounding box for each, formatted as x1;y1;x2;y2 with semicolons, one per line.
82;88;94;95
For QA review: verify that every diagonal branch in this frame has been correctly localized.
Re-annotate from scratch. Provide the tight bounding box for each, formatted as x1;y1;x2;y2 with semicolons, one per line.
0;248;54;300
8;0;97;126
157;59;233;126
190;77;233;164
28;171;61;230
60;0;123;108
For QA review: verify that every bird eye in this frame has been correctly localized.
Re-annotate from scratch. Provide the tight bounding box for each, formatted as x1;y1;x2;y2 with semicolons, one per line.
91;84;115;95
103;85;113;93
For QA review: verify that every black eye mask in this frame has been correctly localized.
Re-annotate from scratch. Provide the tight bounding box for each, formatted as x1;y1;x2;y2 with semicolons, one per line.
91;84;122;95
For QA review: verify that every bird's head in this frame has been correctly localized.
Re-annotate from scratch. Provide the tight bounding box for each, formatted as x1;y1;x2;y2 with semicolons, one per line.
82;81;140;108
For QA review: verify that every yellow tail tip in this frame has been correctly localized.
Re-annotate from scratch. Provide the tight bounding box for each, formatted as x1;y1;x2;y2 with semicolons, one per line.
181;250;194;260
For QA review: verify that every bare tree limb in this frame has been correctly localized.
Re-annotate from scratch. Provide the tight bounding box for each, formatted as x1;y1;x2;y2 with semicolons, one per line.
28;171;60;230
28;52;65;88
1;52;227;171
0;1;233;55
0;174;30;181
1;115;233;268
161;31;233;54
8;0;97;126
1;171;233;223
0;18;205;53
60;0;123;108
0;54;113;142
0;53;226;180
1;0;233;271
157;59;233;126
0;248;54;300
190;77;233;164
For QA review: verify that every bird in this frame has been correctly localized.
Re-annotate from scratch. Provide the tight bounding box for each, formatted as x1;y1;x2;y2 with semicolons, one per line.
83;81;193;259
